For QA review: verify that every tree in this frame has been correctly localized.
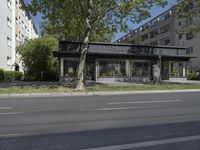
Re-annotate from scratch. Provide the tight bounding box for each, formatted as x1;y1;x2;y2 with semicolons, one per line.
17;37;58;81
24;0;167;90
40;20;114;42
176;0;200;32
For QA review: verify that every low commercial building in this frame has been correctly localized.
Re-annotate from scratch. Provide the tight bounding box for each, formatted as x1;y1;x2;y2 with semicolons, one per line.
0;0;38;71
54;41;194;82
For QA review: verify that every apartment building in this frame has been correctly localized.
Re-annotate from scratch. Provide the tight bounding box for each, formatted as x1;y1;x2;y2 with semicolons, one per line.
114;1;200;70
0;0;38;71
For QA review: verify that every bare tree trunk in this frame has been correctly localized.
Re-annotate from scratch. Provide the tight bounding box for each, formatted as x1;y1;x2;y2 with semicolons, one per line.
76;0;93;90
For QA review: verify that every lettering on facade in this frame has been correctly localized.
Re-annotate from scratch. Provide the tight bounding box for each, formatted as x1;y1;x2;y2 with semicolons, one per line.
128;47;154;55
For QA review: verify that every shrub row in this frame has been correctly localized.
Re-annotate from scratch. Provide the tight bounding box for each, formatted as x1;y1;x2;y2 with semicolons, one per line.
187;71;200;80
0;69;23;82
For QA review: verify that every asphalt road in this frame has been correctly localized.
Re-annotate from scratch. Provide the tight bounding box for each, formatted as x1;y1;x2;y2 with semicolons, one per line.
0;91;200;150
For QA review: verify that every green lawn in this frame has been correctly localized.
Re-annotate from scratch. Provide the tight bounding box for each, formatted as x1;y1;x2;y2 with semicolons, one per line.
0;87;72;94
0;84;200;94
87;84;200;92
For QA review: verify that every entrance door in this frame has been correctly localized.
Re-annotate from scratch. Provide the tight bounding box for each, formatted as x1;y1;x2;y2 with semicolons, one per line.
161;61;169;80
86;60;95;80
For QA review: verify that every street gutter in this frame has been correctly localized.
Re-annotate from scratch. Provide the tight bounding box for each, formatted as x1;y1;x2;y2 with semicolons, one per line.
1;89;200;98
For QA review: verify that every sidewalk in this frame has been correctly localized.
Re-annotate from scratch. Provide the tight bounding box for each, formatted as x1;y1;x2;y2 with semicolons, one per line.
164;80;200;85
1;89;200;98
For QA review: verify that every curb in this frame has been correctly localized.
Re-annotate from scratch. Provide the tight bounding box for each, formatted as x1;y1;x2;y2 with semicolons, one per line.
1;89;200;98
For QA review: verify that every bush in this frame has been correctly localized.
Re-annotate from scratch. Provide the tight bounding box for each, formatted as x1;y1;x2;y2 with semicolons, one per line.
18;37;58;81
187;70;200;80
0;69;4;81
3;71;23;82
15;72;23;81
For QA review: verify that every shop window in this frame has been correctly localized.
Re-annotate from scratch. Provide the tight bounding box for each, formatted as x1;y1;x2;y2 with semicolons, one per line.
131;61;150;77
64;59;79;78
99;60;126;77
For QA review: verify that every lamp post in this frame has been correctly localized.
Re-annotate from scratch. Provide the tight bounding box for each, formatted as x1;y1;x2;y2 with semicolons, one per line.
159;50;163;83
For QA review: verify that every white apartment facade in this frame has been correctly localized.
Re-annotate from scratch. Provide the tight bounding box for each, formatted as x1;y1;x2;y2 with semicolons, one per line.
115;1;200;70
0;0;38;71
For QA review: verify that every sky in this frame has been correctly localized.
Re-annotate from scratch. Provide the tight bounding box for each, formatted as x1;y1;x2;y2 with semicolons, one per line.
24;0;177;40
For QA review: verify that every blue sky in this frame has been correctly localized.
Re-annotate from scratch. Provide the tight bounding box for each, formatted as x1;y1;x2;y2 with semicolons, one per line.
25;0;177;40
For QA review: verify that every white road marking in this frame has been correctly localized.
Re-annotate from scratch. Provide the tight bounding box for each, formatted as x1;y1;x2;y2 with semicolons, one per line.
90;106;160;111
108;100;181;105
0;107;12;110
0;133;25;138
0;112;24;115
83;135;200;150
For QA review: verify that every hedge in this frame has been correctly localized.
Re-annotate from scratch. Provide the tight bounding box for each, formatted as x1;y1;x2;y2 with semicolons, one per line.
0;69;4;81
0;69;23;82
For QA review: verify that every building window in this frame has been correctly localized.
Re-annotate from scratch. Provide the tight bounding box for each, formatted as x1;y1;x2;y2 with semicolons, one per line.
186;47;193;54
7;17;12;28
178;33;183;40
186;32;194;40
141;33;148;41
159;24;170;34
131;61;150;77
178;21;182;26
16;17;19;24
149;19;159;27
64;59;79;78
130;40;135;44
7;0;12;10
160;12;170;21
150;41;158;46
7;56;12;66
141;24;149;32
150;30;158;38
99;60;126;77
7;37;12;47
16;0;18;7
160;38;170;45
186;17;193;26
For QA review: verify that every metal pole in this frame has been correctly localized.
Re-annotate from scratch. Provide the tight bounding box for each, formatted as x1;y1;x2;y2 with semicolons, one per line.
159;50;162;83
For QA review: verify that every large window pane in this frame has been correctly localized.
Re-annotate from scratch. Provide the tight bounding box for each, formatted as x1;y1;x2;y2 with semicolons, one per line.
131;61;150;77
64;59;79;78
99;60;126;77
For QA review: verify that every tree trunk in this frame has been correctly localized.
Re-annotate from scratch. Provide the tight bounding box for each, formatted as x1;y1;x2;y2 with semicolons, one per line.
76;0;93;90
76;28;90;90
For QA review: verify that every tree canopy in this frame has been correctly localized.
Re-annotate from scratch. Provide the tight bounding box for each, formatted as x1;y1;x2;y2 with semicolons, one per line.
18;37;58;81
25;0;167;40
176;0;200;32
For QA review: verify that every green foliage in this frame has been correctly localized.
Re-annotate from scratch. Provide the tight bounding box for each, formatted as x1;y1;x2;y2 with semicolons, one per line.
187;70;200;80
4;71;23;82
0;69;23;82
0;69;4;81
17;37;59;81
24;0;167;41
176;0;200;32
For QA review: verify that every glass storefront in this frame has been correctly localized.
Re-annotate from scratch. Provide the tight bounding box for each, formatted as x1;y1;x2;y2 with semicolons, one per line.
99;60;126;77
63;59;159;79
64;59;79;78
170;62;183;77
131;61;150;77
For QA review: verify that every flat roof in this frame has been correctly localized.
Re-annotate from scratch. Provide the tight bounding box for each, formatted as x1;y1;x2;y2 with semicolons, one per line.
54;41;195;61
59;41;186;50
